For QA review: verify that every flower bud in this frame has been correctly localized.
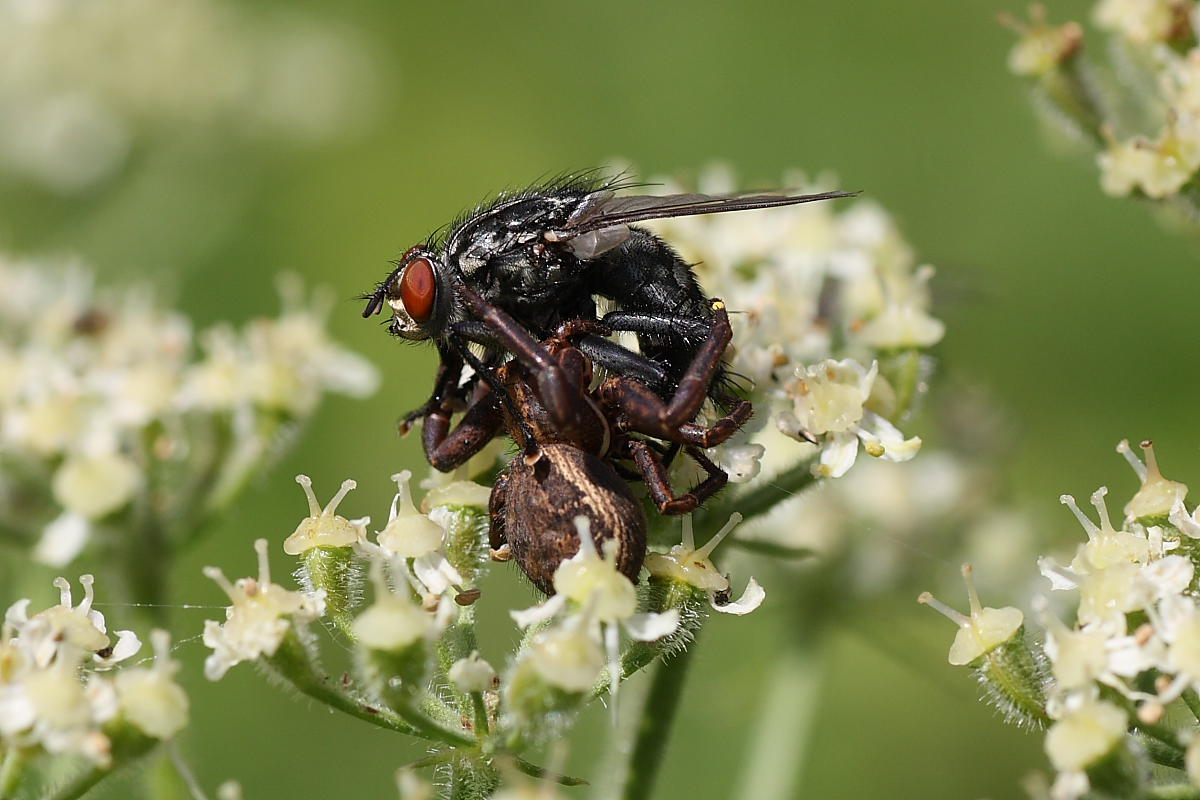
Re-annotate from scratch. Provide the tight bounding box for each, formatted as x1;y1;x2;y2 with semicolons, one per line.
113;629;188;740
448;651;497;693
1045;699;1127;772
353;558;434;697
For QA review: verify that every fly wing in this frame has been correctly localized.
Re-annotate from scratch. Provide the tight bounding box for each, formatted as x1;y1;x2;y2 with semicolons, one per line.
548;189;860;243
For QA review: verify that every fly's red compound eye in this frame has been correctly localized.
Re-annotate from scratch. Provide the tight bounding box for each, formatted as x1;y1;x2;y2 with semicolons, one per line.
399;256;436;322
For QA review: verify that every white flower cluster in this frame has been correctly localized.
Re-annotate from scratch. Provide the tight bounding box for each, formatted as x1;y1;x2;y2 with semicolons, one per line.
0;0;375;192
646;165;941;480
0;256;379;567
1;575;186;768
925;440;1200;800
1007;1;1200;201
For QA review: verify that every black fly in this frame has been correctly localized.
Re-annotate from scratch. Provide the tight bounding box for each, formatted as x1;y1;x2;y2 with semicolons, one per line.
362;173;856;440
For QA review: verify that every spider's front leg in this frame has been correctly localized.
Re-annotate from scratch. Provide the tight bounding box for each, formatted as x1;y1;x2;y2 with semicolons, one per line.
488;469;512;560
619;439;728;515
398;346;465;436
421;382;505;473
456;283;591;440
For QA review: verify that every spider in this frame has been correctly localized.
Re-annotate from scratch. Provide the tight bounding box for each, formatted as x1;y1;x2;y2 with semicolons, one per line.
423;283;746;594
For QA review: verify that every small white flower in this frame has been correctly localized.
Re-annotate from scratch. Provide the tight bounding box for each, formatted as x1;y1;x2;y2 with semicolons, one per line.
33;511;90;567
645;514;765;615
918;564;1023;666
1116;439;1188;522
51;449;140;520
779;359;921;478
114;629;188;739
1044;698;1127;772
7;574;140;668
1093;0;1178;42
377;471;447;559
283;475;364;555
201;539;325;680
352;558;434;653
512;517;679;703
448;651;497;693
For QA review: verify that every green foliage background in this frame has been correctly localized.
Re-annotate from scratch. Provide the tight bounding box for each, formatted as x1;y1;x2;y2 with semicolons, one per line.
7;0;1198;796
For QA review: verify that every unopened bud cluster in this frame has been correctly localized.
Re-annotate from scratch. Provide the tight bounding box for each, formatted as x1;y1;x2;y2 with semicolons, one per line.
1005;2;1200;211
922;440;1200;799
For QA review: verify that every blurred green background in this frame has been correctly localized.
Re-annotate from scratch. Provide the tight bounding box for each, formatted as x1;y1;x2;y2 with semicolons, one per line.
9;0;1200;796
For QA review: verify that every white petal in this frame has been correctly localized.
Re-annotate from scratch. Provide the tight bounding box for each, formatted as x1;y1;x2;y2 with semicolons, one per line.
1170;501;1200;539
624;610;680;641
711;577;766;615
857;412;921;463
412;553;462;595
818;431;859;478
510;594;565;629
5;598;31;629
95;629;141;667
34;511;90;567
1039;556;1079;591
0;686;36;735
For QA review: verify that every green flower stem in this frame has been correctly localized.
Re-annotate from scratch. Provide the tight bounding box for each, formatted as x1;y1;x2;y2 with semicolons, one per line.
708;459;818;527
733;632;829;800
1144;737;1186;770
1150;786;1200;800
470;692;490;737
45;766;109;800
1183;688;1200;722
1040;58;1106;148
266;632;454;742
618;645;696;800
0;746;27;798
511;756;588;786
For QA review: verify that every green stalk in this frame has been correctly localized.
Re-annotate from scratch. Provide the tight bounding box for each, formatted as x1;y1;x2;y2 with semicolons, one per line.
705;459;817;528
733;633;829;800
0;747;27;798
1150;786;1200;800
470;692;490;737
45;767;109;800
618;646;697;800
1183;688;1200;722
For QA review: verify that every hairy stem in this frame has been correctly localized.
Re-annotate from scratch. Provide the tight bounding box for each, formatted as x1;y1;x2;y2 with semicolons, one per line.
618;646;697;800
734;460;817;522
46;767;109;800
0;747;27;798
1183;688;1200;723
1150;786;1200;800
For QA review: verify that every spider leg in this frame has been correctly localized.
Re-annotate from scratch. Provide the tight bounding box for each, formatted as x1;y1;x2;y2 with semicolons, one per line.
621;439;728;515
488;470;511;558
456;284;591;441
422;383;505;473
600;301;751;447
398;346;465;436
